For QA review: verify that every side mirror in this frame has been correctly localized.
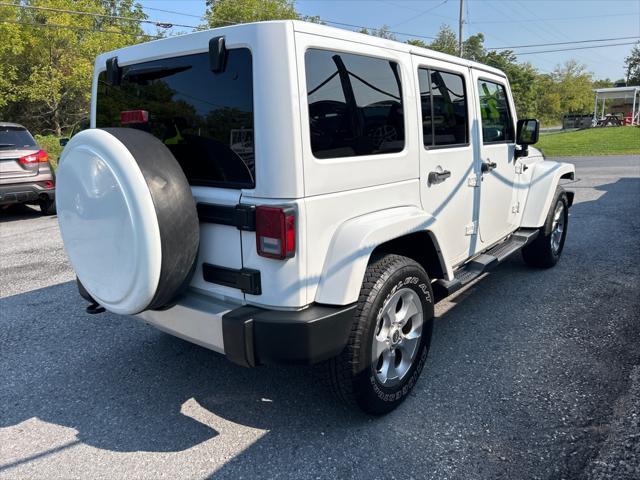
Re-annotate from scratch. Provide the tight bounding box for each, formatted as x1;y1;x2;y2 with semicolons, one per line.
59;138;69;147
515;118;539;159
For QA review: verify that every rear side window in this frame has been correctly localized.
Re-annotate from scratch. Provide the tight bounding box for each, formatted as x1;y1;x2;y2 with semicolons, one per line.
418;68;468;147
96;49;254;189
477;80;514;143
0;127;37;150
305;49;404;159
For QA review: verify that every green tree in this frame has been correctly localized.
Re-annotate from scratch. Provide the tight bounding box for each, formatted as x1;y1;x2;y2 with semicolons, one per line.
358;25;396;40
483;50;540;119
204;0;298;28
428;24;457;56
624;41;640;86
593;79;614;89
462;33;485;62
405;39;428;48
0;0;149;135
551;60;594;115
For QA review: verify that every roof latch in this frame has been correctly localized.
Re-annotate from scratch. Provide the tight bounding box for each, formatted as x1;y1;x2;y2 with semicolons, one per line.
209;36;227;74
106;56;122;86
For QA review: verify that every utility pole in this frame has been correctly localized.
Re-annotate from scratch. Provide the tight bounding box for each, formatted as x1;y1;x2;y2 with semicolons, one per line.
458;0;464;57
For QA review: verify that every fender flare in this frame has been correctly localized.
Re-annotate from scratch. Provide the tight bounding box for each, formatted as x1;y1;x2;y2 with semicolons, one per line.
520;161;575;228
314;206;443;305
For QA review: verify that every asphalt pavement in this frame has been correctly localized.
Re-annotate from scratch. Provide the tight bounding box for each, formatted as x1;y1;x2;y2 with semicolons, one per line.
1;155;639;480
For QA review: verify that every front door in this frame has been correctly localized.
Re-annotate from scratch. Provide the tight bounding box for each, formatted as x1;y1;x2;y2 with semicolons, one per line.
413;56;476;267
472;71;520;247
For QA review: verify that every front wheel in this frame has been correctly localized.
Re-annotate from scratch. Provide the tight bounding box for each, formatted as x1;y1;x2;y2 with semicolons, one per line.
323;254;434;414
522;188;569;268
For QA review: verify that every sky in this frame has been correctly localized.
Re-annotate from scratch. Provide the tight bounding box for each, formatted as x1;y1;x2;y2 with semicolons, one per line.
138;0;640;80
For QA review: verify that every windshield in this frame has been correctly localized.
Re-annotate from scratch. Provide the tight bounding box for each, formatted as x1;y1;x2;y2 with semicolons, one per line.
96;49;255;189
0;127;37;150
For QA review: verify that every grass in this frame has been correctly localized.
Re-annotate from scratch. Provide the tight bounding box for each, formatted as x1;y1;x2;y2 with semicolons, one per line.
537;126;640;157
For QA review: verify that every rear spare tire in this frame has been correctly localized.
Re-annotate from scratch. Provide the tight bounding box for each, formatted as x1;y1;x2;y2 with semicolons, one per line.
56;128;199;315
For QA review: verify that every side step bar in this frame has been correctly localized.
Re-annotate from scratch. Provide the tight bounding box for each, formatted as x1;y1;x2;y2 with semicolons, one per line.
433;228;539;301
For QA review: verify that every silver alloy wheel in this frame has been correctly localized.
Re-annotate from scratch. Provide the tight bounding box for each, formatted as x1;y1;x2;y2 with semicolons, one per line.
550;201;565;254
372;288;424;387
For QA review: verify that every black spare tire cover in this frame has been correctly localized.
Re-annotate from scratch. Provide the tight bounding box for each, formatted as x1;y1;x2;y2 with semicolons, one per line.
56;128;199;315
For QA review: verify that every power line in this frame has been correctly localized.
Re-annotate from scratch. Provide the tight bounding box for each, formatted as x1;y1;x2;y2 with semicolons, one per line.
141;6;204;20
515;41;638;55
488;36;640;50
319;18;437;39
0;18;160;38
0;2;199;29
391;0;449;28
139;3;438;39
470;12;638;24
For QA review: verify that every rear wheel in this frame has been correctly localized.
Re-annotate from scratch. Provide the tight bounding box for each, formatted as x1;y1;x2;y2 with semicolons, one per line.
522;188;569;268
39;197;56;216
323;254;434;414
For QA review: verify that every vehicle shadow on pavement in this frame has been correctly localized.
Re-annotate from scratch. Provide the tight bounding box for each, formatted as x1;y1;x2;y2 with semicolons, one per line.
0;281;362;458
0;204;49;223
1;178;638;479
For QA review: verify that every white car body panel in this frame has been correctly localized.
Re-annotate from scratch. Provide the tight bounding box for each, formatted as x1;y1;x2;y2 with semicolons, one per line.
80;19;575;346
315;206;437;305
520;160;575;228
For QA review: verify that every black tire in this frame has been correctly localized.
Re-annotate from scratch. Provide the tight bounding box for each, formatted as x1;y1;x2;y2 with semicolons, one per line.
102;128;199;311
39;197;56;216
56;128;199;314
522;187;569;268
322;254;434;415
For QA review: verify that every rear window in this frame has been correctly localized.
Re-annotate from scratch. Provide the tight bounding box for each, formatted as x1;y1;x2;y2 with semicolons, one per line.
0;127;37;150
96;48;254;189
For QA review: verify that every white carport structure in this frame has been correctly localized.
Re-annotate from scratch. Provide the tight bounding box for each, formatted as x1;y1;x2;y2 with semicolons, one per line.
593;86;640;125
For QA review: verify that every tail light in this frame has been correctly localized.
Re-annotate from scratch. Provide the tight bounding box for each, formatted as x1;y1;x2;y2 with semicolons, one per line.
255;205;296;259
120;110;149;125
18;149;49;164
37;180;55;189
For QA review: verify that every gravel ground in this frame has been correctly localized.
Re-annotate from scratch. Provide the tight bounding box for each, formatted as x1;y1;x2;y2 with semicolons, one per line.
0;155;638;479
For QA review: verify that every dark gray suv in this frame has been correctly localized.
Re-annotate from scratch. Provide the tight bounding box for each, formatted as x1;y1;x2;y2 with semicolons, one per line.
0;122;56;215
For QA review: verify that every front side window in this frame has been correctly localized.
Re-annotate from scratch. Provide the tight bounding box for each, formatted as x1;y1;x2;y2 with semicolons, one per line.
477;80;514;143
418;68;468;147
305;49;404;159
96;49;254;189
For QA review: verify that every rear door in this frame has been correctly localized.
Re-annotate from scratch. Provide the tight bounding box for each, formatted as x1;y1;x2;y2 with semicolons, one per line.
94;47;255;302
413;56;477;267
472;71;520;247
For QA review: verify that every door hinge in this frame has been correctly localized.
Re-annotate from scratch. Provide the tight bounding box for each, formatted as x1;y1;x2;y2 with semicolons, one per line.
465;221;478;235
467;175;481;187
511;202;521;214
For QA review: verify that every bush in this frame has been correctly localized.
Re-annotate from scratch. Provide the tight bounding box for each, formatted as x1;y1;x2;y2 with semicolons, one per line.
34;135;63;169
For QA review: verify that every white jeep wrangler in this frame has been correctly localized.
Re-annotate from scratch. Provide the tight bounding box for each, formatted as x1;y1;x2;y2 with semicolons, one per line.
57;21;574;414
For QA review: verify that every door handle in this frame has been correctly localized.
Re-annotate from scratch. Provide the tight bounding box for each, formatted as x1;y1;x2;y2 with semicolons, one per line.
481;160;497;173
428;170;451;185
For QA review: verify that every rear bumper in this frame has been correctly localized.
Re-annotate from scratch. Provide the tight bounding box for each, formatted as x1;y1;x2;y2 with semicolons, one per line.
222;303;357;367
0;182;55;205
121;289;356;367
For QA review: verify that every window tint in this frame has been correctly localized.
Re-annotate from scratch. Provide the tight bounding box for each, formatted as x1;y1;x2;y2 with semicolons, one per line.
418;68;468;147
477;80;514;143
0;127;37;150
305;49;404;159
96;49;254;189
